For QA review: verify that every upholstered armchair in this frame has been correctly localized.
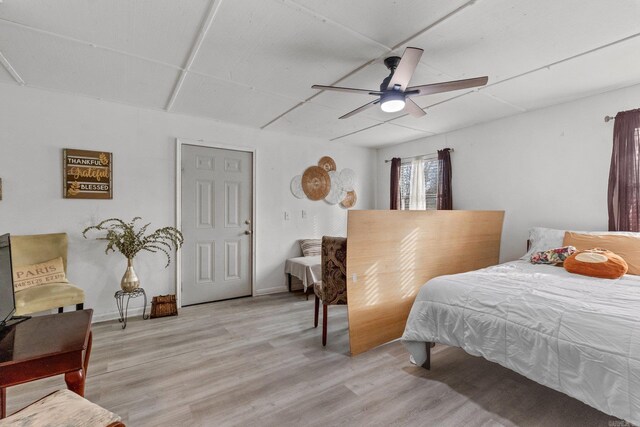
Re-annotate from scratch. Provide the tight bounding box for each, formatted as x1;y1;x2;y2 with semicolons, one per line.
11;233;85;315
314;236;347;346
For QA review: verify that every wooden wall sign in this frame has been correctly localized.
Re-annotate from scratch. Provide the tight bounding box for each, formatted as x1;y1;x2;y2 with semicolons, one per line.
63;149;113;199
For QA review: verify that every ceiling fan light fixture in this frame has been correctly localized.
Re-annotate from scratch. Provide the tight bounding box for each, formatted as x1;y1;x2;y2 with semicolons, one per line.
380;92;405;113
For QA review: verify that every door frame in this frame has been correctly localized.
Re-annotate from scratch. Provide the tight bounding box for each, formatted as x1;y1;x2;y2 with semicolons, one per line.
175;137;257;308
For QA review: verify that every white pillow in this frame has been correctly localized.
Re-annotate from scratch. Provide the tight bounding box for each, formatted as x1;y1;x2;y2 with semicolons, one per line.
521;228;565;260
521;227;640;260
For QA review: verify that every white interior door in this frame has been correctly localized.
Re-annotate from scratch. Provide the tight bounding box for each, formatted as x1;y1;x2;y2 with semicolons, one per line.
181;144;253;305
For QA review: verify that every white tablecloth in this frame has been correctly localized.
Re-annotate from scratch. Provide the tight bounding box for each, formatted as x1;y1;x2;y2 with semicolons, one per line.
284;256;321;292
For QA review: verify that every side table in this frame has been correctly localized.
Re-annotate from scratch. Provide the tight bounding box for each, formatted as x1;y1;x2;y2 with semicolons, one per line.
114;288;149;329
0;310;93;419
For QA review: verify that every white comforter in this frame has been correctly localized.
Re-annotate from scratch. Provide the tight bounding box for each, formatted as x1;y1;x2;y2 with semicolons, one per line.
402;261;640;424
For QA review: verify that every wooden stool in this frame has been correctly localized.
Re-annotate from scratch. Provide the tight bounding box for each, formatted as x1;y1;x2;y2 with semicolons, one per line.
0;390;123;426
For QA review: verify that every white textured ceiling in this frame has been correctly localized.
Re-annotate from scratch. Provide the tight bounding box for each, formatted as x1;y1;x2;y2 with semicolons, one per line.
1;0;640;148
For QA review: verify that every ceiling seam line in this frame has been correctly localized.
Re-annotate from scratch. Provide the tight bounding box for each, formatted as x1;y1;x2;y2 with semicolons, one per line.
478;91;527;112
260;102;306;129
166;0;224;111
0;80;253;128
259;0;481;130
385;122;435;134
329;123;384;141
282;0;393;52
260;97;400;130
259;57;381;129
186;69;307;104
0;51;25;85
0;17;186;72
0;14;321;105
481;30;640;90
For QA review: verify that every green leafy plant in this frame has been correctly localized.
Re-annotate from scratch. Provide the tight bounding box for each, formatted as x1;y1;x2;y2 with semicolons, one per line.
82;217;184;267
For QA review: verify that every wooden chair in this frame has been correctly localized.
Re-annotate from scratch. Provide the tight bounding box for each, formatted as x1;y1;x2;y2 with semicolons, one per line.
0;389;124;426
11;233;85;315
313;236;347;346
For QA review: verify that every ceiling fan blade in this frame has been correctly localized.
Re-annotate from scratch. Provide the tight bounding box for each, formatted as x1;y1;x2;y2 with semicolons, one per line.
404;99;426;118
339;99;379;119
406;76;489;97
312;84;381;96
386;47;423;91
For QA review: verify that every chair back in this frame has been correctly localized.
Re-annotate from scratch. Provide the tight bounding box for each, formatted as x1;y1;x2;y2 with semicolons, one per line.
11;233;69;272
320;236;347;305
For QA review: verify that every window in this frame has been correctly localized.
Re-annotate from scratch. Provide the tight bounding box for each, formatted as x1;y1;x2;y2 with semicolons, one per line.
399;158;439;210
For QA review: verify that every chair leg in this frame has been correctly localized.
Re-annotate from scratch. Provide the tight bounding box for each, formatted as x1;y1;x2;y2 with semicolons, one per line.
58;307;64;314
322;304;328;346
288;274;292;293
314;295;319;328
422;342;435;370
76;303;84;311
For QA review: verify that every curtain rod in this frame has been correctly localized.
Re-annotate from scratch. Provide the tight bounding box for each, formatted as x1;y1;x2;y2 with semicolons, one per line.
384;148;454;163
604;115;616;123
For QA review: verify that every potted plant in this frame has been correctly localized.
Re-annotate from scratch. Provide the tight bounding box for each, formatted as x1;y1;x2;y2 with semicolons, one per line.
83;217;184;292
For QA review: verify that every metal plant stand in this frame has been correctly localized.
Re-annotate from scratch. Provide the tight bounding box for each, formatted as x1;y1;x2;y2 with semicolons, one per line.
114;288;149;329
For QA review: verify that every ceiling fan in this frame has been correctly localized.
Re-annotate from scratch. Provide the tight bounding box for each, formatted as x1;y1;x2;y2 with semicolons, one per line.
311;47;488;119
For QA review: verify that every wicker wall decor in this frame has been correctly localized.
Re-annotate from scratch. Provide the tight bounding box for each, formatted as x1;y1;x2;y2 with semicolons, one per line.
290;157;357;208
302;166;331;200
339;168;356;191
340;190;357;208
290;175;305;199
324;171;346;205
318;156;337;172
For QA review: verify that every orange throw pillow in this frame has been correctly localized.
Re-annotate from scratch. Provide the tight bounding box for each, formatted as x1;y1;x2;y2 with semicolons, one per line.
563;232;640;275
563;249;628;279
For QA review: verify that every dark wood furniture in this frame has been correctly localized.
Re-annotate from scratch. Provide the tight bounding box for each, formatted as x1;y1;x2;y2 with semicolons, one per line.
0;309;93;418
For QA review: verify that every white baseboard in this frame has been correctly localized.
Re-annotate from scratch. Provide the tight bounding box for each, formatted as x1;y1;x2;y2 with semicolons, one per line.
92;307;146;323
91;287;288;321
254;285;288;296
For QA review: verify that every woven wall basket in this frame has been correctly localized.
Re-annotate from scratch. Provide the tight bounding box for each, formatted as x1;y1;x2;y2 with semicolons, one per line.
318;156;337;172
302;166;331;200
340;190;357;208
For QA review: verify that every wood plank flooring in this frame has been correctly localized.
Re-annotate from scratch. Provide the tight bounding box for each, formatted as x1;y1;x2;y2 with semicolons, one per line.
5;293;622;426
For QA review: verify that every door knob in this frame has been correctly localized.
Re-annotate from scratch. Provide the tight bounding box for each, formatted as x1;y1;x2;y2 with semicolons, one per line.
244;230;252;235
245;219;251;225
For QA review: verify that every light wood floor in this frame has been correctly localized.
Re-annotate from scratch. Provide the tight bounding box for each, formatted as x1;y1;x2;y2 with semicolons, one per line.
6;292;621;426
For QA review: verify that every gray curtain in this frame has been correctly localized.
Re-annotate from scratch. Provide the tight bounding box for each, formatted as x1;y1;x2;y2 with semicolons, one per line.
608;109;640;231
437;148;452;210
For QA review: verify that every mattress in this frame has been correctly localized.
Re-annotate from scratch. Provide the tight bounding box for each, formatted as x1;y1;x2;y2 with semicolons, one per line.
402;260;640;424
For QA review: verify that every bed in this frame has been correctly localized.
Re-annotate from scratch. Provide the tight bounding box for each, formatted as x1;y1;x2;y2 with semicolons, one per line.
402;260;640;425
284;256;321;293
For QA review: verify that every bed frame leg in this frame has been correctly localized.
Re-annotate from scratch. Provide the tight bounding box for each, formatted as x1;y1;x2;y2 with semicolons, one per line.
288;274;292;292
422;342;432;370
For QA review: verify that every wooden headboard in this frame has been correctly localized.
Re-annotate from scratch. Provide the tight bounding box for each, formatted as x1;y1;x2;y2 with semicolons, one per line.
346;210;505;355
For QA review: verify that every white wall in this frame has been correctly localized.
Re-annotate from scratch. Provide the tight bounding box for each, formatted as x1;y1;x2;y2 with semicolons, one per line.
376;83;640;262
0;84;376;321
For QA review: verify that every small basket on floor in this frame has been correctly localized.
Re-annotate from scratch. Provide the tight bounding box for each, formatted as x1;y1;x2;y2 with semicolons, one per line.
150;294;178;319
